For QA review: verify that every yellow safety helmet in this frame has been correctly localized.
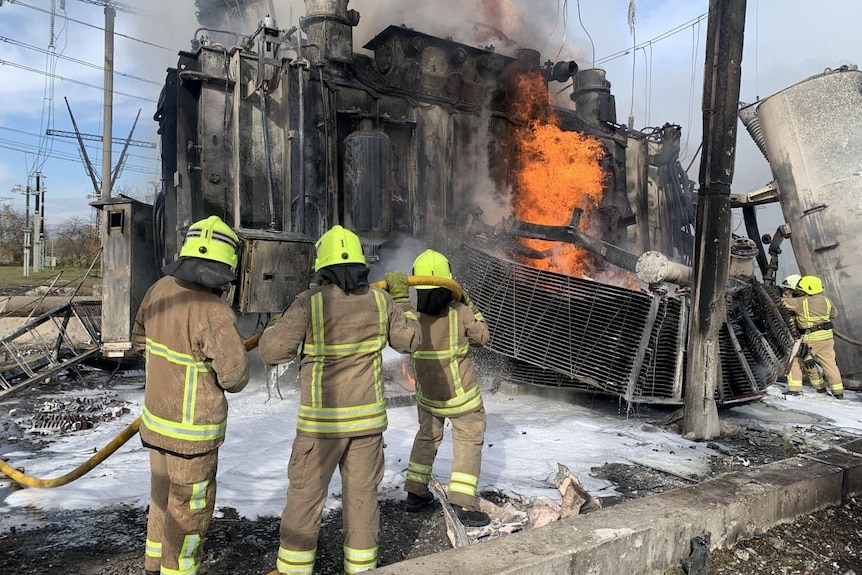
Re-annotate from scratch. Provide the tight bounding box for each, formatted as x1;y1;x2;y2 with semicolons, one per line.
797;275;823;295
179;215;240;270
314;225;366;271
412;249;452;290
780;274;802;290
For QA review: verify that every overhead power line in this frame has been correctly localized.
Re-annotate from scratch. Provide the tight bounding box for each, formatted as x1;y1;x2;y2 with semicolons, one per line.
595;12;708;66
9;0;176;53
73;0;150;17
0;59;158;103
0;36;162;86
0;138;159;175
0;125;158;162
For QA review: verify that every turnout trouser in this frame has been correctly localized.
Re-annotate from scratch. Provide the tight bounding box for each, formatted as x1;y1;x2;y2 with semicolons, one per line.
787;338;844;395
145;448;218;575
405;406;486;510
276;434;384;575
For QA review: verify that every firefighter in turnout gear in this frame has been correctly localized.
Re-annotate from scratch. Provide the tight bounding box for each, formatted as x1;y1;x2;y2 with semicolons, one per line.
403;249;492;527
132;215;250;575
258;225;421;575
781;275;844;399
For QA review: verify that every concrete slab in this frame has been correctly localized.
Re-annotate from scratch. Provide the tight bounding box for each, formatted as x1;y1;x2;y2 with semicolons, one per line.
374;447;856;575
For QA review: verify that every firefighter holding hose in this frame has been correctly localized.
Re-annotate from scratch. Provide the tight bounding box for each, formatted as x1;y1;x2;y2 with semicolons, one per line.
403;249;492;527
781;274;844;399
132;215;251;575
258;225;421;575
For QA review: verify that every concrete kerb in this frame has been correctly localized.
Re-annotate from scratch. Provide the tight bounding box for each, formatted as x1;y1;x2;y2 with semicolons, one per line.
374;440;862;575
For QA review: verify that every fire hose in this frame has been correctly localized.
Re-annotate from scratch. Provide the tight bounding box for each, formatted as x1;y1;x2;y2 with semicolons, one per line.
0;275;462;489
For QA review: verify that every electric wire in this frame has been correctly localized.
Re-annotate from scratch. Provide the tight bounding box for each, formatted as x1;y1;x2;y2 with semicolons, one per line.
9;0;176;53
0;125;160;163
680;19;702;163
0;59;157;103
574;0;595;69
0;139;159;176
595;12;708;66
0;36;163;86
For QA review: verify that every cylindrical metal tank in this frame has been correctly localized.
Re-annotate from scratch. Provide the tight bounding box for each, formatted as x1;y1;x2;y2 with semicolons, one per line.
301;0;359;64
571;68;617;126
756;66;862;384
343;121;392;236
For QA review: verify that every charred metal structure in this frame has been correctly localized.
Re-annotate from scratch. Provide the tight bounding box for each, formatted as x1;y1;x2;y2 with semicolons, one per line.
76;0;794;405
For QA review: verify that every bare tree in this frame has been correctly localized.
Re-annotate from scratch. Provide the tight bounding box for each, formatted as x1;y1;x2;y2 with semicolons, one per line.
50;215;101;266
0;206;27;265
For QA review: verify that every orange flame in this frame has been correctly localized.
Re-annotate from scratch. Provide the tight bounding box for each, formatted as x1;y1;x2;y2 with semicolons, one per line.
401;358;416;392
509;68;606;276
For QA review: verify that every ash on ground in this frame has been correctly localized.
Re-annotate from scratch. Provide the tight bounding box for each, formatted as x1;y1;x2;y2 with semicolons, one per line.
2;371;862;575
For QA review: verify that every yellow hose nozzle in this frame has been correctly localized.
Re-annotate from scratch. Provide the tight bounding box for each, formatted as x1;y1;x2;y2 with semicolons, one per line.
370;274;463;302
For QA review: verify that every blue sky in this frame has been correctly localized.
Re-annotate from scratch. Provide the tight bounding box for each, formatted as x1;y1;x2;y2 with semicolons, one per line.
0;0;859;231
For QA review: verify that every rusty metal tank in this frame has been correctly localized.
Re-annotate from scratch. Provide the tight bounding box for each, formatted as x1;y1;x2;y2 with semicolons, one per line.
755;66;862;384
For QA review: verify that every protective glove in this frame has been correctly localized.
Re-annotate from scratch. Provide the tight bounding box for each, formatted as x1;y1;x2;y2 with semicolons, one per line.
799;343;818;369
385;271;410;301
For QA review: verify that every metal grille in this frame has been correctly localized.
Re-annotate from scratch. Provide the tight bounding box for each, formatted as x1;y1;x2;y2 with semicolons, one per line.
0;301;103;399
459;247;794;406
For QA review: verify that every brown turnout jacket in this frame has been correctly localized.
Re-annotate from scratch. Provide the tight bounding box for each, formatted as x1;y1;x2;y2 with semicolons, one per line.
259;283;421;438
132;276;250;455
781;293;837;343
412;301;489;417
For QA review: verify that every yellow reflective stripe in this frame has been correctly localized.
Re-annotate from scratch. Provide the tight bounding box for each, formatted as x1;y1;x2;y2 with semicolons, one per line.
413;349;451;360
146;539;162;558
303;339;387;355
277;546;316;575
309;293;325;407
449;471;479;496
406;461;432;484
344;545;378;574
142;406;227;442
403;310;418;321
296;413;387;434
797;299;834;342
300;290;388;432
189;479;209;510
160;534;201;575
299;403;386;420
146;339;209;428
416;385;483;416
146;339;211;370
447;310;466;395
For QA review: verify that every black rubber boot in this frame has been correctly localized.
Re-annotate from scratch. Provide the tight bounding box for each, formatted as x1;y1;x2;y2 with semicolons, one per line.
404;492;435;511
452;504;491;527
834;393;845;400
816;387;827;394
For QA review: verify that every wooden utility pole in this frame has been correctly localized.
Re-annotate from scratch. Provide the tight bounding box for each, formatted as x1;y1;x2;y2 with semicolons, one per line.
683;0;747;439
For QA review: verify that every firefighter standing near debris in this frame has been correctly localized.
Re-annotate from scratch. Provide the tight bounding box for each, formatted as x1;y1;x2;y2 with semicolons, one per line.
132;215;250;575
258;225;421;575
403;249;492;527
781;274;844;399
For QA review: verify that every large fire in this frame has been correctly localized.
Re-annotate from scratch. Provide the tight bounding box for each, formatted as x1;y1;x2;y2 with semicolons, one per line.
510;68;606;277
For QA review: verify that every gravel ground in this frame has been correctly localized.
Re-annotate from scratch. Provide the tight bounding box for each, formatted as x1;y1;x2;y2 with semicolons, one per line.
2;373;862;575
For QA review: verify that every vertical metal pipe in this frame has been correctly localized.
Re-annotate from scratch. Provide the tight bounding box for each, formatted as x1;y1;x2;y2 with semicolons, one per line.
260;92;278;230
101;7;116;200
